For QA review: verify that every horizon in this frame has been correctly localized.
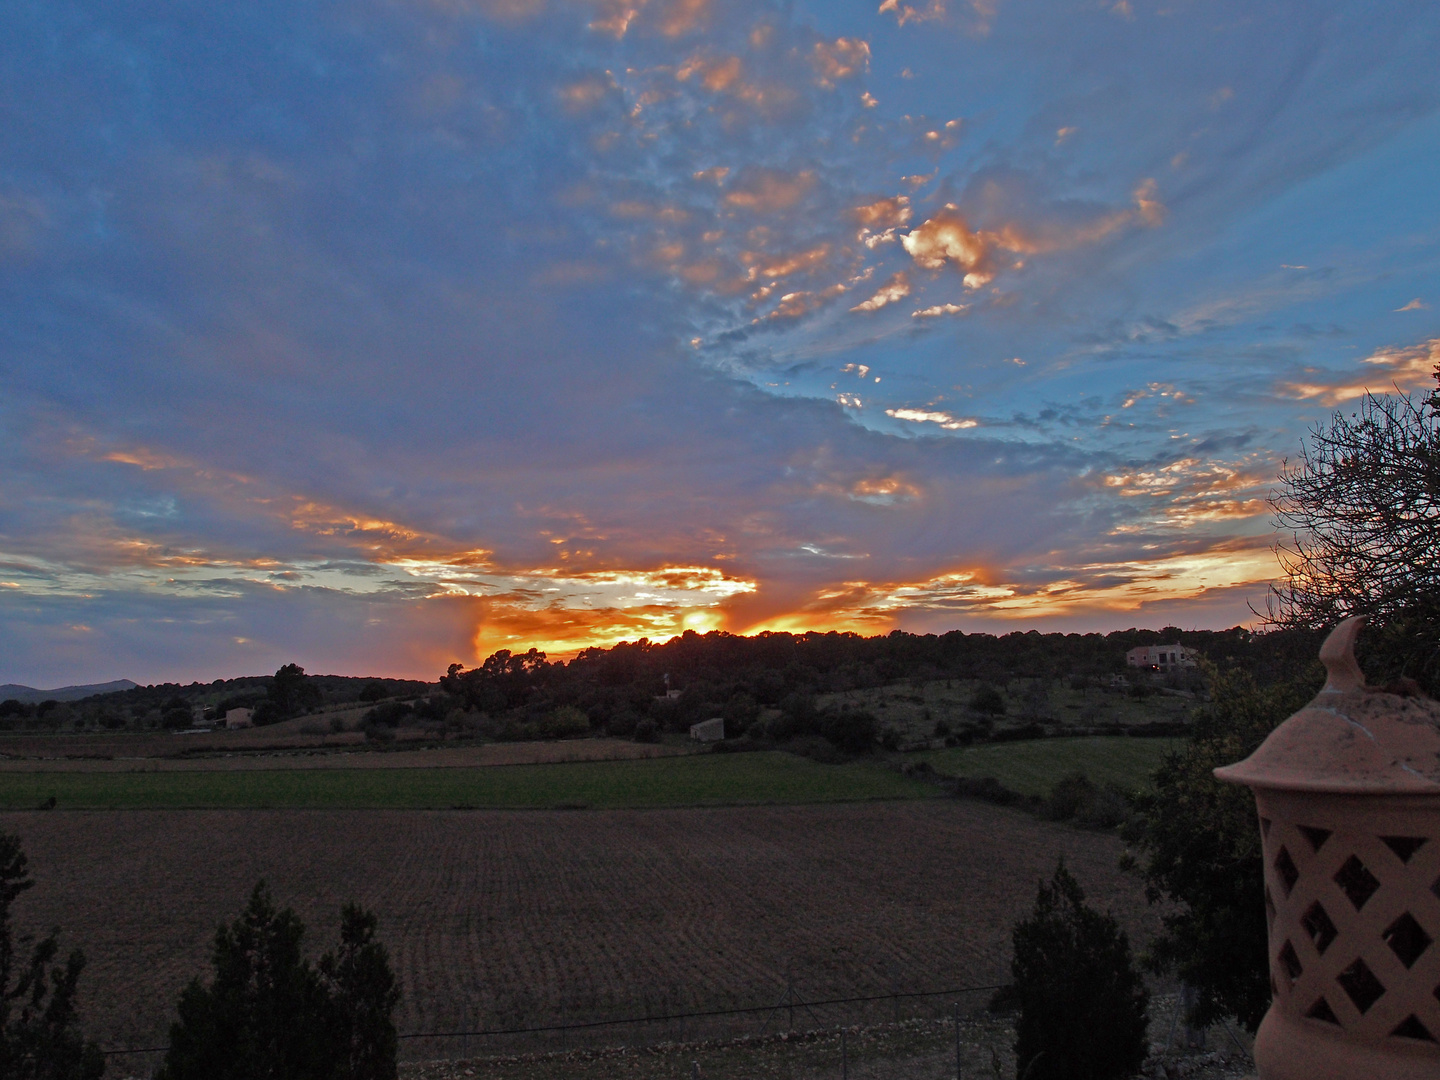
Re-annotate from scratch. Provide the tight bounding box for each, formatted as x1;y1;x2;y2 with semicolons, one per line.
4;619;1260;691
3;0;1438;688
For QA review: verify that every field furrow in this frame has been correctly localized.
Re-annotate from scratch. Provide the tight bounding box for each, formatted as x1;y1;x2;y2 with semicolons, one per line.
0;801;1155;1056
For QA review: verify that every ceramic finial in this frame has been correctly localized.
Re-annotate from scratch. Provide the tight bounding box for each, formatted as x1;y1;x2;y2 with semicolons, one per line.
1319;615;1367;694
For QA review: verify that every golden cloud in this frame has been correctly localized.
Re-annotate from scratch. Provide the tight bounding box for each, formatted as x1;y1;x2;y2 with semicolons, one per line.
1279;337;1440;406
745;244;831;280
901;208;995;288
811;38;871;88
901;182;1165;286
851;195;912;230
850;272;911;312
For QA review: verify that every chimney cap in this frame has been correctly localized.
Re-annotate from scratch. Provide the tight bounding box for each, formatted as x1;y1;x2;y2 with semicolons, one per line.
1214;616;1440;795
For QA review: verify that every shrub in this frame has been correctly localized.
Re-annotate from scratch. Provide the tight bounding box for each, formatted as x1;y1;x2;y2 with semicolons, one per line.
820;709;878;754
362;702;412;728
632;718;660;743
1041;772;1097;821
1012;861;1148;1080
359;681;388;704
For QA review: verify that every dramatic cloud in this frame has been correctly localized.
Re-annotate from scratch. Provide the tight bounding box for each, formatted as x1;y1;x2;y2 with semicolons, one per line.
2;0;1439;683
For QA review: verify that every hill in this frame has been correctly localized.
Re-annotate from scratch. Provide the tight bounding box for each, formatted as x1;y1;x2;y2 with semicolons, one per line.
0;679;139;704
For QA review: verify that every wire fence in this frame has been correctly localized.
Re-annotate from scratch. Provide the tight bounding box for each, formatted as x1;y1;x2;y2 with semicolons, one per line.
102;980;1007;1068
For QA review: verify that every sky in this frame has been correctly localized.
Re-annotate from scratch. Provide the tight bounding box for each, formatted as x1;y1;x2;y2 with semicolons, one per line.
2;0;1439;687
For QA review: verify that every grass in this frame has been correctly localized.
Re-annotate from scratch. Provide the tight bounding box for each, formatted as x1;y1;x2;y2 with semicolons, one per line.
0;751;936;810
916;736;1183;798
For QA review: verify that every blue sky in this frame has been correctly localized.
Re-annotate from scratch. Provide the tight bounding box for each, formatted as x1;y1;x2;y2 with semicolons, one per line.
2;0;1438;685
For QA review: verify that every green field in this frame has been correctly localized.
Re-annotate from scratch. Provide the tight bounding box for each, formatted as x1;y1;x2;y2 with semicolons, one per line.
917;736;1182;798
0;752;936;810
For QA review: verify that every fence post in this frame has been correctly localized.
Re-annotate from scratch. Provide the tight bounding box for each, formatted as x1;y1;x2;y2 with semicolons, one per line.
954;1001;961;1080
842;1027;848;1080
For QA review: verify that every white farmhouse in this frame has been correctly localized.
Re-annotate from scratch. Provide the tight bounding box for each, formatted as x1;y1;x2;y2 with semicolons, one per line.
1125;644;1197;673
689;717;724;742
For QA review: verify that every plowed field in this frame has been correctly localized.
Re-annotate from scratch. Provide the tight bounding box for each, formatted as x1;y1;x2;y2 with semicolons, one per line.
1;801;1155;1061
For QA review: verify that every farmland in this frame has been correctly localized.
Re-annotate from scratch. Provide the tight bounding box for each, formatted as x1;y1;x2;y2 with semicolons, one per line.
0;751;934;810
2;799;1156;1060
917;736;1183;797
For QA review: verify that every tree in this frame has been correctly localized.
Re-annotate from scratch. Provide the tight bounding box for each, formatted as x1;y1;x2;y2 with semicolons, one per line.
1011;861;1148;1080
0;833;105;1080
319;907;399;1080
441;649;549;713
1121;662;1320;1032
262;663;323;721
156;883;400;1080
1266;383;1440;692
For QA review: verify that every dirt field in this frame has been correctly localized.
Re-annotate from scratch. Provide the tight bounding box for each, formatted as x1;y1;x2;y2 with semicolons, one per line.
2;800;1156;1063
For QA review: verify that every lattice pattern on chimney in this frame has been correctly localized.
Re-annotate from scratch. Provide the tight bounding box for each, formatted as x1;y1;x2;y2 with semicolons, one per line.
1261;809;1440;1048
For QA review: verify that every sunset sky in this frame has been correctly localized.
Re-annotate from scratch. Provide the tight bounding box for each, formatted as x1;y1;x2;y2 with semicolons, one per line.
3;0;1439;686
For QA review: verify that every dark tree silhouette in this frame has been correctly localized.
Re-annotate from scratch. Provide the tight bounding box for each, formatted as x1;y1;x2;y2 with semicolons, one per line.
0;833;104;1080
1266;383;1440;692
157;883;400;1080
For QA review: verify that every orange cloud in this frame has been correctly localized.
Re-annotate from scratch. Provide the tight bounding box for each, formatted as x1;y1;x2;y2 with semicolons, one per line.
580;0;710;38
901;208;995;288
557;74;616;112
877;0;946;27
723;170;816;213
1279;337;1440;406
811;38;871;88
902;182;1165;286
851;195;912;230
850;272;910;312
745;244;831;280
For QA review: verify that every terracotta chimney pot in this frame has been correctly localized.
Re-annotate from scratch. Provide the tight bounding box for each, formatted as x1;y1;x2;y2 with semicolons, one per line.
1215;617;1440;1079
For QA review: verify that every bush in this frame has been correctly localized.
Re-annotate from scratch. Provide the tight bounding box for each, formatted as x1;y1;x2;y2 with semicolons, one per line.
359;681;388;703
820;709;878;754
1041;772;1096;821
632;718;660;743
362;702;412;728
156;882;399;1080
1012;861;1148;1080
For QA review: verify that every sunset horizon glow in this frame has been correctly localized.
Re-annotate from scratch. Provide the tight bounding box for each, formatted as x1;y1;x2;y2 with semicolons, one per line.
2;0;1438;687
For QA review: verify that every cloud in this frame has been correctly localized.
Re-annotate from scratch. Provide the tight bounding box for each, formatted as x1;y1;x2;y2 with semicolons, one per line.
1278;337;1440;406
877;0;947;28
581;0;711;38
850;272;910;312
722;169;817;213
850;196;912;230
899;180;1164;287
911;302;968;318
901;208;996;288
886;408;978;430
1396;298;1429;312
811;38;871;88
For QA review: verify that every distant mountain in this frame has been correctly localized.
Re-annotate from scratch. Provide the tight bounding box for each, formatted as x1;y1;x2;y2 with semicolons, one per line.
0;680;139;704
